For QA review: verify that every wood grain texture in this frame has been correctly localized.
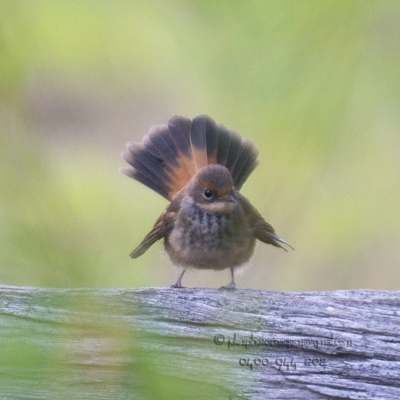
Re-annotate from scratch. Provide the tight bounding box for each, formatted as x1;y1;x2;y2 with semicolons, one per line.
0;285;399;399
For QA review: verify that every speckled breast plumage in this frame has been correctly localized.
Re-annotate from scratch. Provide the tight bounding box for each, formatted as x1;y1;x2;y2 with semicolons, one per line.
165;197;256;270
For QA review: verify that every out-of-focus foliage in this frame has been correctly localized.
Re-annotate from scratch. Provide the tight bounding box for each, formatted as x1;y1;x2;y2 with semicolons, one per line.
1;1;400;399
1;0;400;290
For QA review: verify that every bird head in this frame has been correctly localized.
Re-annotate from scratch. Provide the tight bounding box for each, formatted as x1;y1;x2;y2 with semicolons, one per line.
187;165;236;214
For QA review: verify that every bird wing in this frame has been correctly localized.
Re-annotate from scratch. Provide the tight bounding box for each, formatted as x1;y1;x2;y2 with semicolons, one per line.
129;192;182;258
238;192;293;251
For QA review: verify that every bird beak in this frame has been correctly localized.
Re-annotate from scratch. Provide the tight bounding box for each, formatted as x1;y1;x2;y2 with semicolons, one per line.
222;194;235;203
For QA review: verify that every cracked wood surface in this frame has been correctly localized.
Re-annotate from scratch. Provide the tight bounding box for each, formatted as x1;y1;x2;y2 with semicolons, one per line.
0;285;399;399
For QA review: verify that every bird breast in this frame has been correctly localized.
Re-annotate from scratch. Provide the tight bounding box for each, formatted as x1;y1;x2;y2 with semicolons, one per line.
165;197;256;270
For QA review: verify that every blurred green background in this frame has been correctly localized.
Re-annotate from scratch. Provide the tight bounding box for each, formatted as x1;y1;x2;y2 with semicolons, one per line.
1;0;399;290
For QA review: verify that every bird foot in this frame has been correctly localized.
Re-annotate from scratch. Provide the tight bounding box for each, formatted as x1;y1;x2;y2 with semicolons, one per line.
219;282;236;290
171;281;185;288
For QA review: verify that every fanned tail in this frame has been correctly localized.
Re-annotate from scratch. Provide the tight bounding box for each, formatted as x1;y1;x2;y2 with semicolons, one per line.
121;115;259;200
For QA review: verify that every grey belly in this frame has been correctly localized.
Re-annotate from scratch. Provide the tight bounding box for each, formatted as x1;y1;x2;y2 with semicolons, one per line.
165;208;256;270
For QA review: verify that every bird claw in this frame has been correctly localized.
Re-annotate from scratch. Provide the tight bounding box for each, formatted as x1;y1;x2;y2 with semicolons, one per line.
171;281;185;288
219;282;236;290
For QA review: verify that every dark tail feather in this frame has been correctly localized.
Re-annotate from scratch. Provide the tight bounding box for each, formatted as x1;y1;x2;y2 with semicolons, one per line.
121;120;194;200
204;116;218;164
168;115;192;159
119;166;169;199
147;125;179;168
124;142;171;183
216;124;231;166
231;139;259;190
167;115;197;178
235;157;259;190
224;129;242;173
190;115;208;169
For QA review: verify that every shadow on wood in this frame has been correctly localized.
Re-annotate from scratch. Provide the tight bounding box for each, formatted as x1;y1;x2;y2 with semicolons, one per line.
0;285;399;399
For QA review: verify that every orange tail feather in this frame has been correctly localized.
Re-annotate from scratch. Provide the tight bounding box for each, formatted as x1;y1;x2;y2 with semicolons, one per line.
121;115;259;200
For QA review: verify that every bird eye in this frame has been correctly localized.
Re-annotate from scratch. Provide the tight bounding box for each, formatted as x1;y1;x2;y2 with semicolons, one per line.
203;189;213;199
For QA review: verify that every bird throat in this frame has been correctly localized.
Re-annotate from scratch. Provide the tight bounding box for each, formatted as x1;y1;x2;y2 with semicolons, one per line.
199;201;235;215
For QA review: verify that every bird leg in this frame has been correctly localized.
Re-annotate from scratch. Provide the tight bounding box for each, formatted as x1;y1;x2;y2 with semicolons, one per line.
171;269;186;288
219;267;236;290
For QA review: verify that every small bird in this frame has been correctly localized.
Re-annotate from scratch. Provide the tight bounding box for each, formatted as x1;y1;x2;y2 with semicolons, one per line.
121;115;292;289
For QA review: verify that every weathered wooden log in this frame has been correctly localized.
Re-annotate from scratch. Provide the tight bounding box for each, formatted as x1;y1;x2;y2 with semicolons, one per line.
0;285;399;399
